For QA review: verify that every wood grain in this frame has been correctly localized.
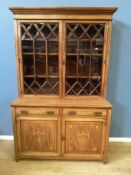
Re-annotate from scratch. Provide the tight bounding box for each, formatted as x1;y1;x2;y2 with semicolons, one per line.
16;116;61;157
10;7;117;162
16;107;59;115
11;98;112;108
63;108;107;117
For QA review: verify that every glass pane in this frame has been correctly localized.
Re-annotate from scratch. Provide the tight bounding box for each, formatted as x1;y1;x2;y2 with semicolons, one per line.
22;40;33;53
48;56;59;76
65;78;90;95
35;55;46;76
23;55;34;76
67;41;77;53
48;41;58;53
21;22;59;95
35;41;45;53
92;40;104;54
78;55;90;76
24;78;59;95
91;56;102;77
79;41;90;54
65;23;105;96
66;56;77;76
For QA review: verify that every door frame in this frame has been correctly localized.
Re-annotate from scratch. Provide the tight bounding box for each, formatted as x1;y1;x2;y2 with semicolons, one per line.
16;19;63;98
62;20;110;98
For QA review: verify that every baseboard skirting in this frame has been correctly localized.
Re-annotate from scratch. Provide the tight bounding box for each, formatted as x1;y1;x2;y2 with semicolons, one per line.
109;137;131;142
0;135;131;142
0;135;14;140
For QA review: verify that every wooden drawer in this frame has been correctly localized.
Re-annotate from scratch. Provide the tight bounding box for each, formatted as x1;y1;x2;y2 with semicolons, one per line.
16;107;59;115
63;108;107;117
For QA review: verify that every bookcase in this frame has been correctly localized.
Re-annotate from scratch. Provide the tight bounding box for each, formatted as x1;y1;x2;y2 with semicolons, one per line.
10;7;117;162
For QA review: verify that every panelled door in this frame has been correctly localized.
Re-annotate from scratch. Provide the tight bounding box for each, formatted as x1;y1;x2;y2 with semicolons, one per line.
62;117;106;159
19;21;62;97
16;116;61;157
63;21;108;97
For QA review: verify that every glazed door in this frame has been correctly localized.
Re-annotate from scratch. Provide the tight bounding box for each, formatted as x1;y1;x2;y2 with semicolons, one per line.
19;21;62;97
16;116;61;158
62;117;106;159
63;22;107;97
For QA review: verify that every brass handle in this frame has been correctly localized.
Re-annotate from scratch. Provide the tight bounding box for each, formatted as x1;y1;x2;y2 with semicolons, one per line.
68;111;76;116
94;112;102;116
21;110;29;115
46;111;55;115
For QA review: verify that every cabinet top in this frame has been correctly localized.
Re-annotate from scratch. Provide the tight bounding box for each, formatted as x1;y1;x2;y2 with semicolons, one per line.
11;97;112;108
9;7;117;19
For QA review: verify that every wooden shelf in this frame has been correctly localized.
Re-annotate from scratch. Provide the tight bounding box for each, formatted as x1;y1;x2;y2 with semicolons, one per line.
24;75;59;78
47;53;58;56
66;53;103;56
24;75;34;78
23;52;58;55
66;76;101;79
91;53;103;56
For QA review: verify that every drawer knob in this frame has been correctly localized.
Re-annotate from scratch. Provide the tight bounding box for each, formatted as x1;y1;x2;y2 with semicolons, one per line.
46;111;55;115
68;111;76;115
94;112;102;116
21;110;28;115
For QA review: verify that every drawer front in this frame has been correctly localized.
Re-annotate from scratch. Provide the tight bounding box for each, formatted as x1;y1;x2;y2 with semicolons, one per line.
63;108;107;117
16;107;59;115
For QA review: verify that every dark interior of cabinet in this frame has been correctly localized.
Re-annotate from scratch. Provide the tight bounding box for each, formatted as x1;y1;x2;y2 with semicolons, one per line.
65;23;104;96
21;23;59;95
21;22;105;96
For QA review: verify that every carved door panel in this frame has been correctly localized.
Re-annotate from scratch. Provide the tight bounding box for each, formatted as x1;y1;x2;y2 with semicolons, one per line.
16;116;61;157
62;117;106;159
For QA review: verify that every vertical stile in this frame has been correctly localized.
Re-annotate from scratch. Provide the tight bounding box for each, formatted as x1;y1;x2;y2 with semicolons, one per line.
59;21;63;98
18;21;24;96
76;39;79;82
89;30;92;95
45;39;48;81
101;22;108;97
33;40;36;81
103;21;112;97
62;21;66;97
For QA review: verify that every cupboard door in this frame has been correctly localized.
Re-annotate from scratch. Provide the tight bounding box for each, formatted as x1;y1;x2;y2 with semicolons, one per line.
64;22;106;96
62;117;106;159
16;116;61;158
20;22;60;96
